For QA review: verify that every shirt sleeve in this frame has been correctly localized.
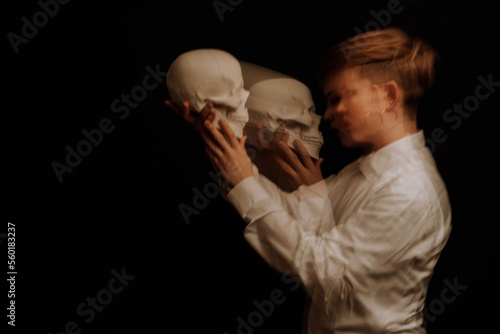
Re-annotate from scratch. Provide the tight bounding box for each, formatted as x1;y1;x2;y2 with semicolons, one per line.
227;175;335;273
227;176;448;315
249;168;335;233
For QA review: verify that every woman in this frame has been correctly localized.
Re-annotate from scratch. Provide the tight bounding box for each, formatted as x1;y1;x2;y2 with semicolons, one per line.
198;27;451;333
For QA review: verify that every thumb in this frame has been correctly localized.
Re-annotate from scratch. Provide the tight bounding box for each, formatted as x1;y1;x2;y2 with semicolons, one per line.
239;135;248;148
315;158;324;170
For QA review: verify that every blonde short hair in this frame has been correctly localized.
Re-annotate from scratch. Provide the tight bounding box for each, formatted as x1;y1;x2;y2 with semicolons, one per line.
317;27;438;115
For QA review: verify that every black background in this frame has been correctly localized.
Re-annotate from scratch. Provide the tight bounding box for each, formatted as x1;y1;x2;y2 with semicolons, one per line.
4;0;499;333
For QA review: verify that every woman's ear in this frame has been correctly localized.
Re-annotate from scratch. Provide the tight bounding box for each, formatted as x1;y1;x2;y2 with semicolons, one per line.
384;80;401;111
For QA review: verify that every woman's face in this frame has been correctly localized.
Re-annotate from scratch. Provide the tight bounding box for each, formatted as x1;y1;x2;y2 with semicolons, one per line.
322;67;386;152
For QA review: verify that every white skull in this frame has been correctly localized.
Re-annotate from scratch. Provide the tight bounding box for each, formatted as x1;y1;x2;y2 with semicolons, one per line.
166;49;250;138
239;60;324;159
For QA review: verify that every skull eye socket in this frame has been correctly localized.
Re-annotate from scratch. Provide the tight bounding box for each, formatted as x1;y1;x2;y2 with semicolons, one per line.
208;101;228;111
211;104;248;122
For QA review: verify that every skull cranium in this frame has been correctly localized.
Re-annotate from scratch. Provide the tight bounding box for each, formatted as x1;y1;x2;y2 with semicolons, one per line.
166;49;250;138
239;60;324;160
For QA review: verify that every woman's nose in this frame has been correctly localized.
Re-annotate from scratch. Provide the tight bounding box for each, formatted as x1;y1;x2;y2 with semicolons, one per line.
323;105;345;121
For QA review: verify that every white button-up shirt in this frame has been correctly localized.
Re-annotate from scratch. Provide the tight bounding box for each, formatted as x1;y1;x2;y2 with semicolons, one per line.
227;131;452;333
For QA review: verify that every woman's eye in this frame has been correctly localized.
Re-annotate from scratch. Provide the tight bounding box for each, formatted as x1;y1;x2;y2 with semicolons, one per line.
328;96;340;106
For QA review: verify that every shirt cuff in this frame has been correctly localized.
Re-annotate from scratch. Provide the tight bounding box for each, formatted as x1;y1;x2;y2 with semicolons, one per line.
227;175;269;218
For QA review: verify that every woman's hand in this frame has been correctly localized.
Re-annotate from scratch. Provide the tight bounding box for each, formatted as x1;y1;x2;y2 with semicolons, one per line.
255;122;289;150
165;100;215;133
201;117;254;188
274;139;324;190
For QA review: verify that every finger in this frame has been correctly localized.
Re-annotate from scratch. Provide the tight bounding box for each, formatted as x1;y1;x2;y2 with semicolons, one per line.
203;142;217;161
203;119;231;152
218;118;239;148
164;100;182;115
207;110;216;122
204;144;224;173
180;101;191;120
315;158;324;171
278;141;305;172
274;154;300;188
201;130;225;161
282;131;290;143
293;139;315;170
195;102;214;130
271;122;287;146
256;123;270;148
274;154;297;178
199;102;213;120
239;135;248;150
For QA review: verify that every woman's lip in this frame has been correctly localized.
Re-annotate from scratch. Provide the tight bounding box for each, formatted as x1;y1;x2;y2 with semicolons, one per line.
340;121;351;130
330;120;351;130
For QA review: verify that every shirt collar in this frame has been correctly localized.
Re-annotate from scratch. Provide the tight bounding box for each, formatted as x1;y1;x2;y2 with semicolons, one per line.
358;130;426;179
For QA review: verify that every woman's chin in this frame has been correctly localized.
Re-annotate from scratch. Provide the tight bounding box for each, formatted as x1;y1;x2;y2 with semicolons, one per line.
338;131;354;147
